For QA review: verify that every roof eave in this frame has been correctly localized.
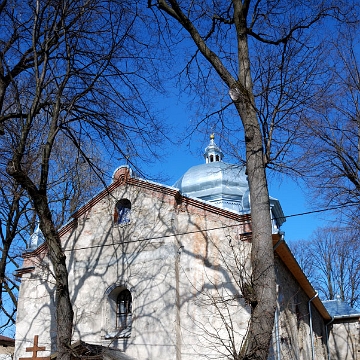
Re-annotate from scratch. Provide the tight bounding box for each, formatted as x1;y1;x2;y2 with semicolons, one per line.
272;233;331;321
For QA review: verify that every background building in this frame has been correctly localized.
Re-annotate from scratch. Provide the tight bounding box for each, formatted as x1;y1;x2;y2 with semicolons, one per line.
324;297;360;360
0;335;14;360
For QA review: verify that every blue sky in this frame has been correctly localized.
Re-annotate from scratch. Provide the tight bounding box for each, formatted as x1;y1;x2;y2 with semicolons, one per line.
136;94;331;244
148;126;328;244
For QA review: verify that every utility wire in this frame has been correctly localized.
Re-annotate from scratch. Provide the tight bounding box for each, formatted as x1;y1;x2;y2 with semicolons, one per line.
63;222;244;252
63;202;358;252
274;202;357;221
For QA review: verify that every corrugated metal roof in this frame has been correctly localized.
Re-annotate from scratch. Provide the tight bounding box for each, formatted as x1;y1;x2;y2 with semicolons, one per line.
323;298;360;319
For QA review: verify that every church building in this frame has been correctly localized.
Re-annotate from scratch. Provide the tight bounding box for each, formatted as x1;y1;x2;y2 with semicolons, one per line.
14;136;358;359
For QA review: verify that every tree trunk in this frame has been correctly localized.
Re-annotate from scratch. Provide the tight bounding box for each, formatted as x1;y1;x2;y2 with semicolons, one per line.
6;164;73;360
40;216;73;360
236;102;276;360
154;0;277;358
232;4;277;357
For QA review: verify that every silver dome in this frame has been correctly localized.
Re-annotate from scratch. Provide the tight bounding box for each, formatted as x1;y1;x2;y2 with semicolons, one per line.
174;134;250;214
173;161;250;214
173;134;286;230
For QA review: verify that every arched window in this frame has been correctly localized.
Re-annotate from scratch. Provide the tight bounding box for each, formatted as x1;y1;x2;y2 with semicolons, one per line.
104;285;133;339
116;289;132;330
209;155;214;162
114;199;131;224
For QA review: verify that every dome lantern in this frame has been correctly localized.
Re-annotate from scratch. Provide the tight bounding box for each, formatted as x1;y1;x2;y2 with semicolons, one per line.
27;222;45;251
204;134;224;163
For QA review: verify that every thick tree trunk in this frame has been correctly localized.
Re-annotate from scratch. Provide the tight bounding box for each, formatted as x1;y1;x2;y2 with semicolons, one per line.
6;164;73;360
239;106;276;360
0;241;10;309
40;216;73;360
0;190;22;312
232;3;276;357
155;0;277;358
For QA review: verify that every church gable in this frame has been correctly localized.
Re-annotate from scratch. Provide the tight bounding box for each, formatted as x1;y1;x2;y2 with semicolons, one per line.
58;165;253;247
55;168;253;359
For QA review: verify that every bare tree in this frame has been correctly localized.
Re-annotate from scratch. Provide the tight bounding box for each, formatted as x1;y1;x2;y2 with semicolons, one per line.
291;226;360;309
292;30;360;314
0;132;107;335
297;27;360;226
0;173;28;335
148;1;355;358
0;0;166;358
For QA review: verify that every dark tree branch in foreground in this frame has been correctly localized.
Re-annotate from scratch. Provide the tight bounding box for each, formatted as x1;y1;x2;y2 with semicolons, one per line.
1;0;166;357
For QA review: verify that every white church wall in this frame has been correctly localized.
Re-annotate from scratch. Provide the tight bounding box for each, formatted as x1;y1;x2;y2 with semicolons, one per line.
273;256;328;360
64;184;180;359
15;176;331;360
15;256;55;359
15;179;254;359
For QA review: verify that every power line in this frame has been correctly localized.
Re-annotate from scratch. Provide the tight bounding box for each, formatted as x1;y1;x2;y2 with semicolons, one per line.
63;203;358;252
275;202;357;221
63;222;244;252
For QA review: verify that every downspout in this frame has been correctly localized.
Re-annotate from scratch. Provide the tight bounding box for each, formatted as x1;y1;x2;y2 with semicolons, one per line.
273;231;284;251
274;301;281;360
325;317;334;360
308;292;318;360
171;206;182;360
273;232;284;360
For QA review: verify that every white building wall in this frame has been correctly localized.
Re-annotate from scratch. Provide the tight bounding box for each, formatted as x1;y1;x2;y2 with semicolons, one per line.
15;180;329;360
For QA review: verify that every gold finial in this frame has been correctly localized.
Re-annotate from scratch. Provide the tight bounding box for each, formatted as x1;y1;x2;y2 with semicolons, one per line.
210;133;215;140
